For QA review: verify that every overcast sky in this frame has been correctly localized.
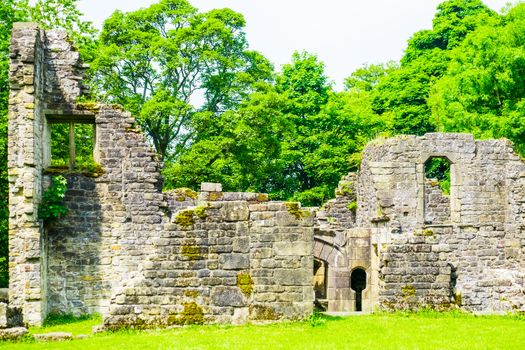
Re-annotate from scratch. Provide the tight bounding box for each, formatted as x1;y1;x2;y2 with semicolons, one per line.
77;0;512;89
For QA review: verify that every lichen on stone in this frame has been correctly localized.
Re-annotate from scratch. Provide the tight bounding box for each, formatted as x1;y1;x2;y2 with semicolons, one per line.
401;284;416;298
237;272;254;296
181;245;203;261
175;209;195;227
168;302;204;325
284;202;310;220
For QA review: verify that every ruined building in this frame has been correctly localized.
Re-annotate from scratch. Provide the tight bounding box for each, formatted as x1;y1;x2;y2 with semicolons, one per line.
5;24;525;328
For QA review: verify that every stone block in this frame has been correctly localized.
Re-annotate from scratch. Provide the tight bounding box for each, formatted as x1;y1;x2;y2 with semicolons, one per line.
274;242;311;256
220;254;250;270
201;182;222;192
273;269;311;286
0;303;6;328
220;201;249;222
0;327;27;341
33;332;73;341
211;287;245;307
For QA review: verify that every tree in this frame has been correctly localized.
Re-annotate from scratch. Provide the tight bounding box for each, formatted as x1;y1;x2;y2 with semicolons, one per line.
429;3;525;154
90;0;273;160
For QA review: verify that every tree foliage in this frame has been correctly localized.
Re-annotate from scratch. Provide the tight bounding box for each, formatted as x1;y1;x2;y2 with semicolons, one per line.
90;0;273;159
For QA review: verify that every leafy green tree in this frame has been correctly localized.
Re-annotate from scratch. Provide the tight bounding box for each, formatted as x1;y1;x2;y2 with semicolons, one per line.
90;0;273;159
429;3;525;154
369;0;498;136
164;84;291;192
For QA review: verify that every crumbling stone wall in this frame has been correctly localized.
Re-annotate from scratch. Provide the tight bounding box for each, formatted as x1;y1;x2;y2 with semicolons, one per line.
357;133;525;311
8;24;525;327
8;24;313;327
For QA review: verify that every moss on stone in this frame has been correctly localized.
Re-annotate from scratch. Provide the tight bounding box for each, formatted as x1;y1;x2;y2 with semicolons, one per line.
415;229;434;236
185;290;200;298
454;292;462;306
347;201;357;212
175;209;195;227
173;188;198;201
335;181;354;197
181;245;203;261
209;192;223;201
76;101;101;113
249;305;280;321
237;272;254;296
257;193;269;202
284;202;310;220
401;284;416;298
168;302;204;325
194;204;210;219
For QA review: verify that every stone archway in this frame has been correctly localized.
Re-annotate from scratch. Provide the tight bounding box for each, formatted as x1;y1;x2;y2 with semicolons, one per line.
313;237;351;312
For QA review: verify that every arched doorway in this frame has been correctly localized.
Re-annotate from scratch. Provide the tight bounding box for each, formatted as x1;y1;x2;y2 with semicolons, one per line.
351;268;367;311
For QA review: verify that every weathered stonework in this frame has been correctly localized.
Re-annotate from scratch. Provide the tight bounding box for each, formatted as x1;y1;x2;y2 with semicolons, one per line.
8;24;313;327
313;134;525;313
7;24;525;327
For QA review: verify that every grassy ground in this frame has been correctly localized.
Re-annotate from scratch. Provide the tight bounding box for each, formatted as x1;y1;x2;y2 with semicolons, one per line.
2;311;525;349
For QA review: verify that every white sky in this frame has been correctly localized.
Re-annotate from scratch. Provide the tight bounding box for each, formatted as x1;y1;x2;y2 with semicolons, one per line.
77;0;512;89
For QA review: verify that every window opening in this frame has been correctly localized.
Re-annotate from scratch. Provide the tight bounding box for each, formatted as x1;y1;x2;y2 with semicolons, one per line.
50;122;95;171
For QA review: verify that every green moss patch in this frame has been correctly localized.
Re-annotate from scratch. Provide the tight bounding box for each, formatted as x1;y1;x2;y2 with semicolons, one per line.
335;181;354;197
168;302;204;326
401;285;416;298
284;202;310;220
237;272;254;296
175;209;195;227
194;204;210;219
249;305;280;321
181;245;204;261
172;188;198;201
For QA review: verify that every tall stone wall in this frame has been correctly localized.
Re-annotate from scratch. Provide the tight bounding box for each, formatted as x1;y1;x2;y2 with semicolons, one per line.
9;23;48;326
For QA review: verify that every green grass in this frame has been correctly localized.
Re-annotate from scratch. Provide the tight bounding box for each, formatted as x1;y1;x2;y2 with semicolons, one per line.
2;312;525;349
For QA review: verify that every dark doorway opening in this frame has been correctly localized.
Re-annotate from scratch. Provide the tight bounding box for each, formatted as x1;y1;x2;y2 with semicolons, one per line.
351;268;366;312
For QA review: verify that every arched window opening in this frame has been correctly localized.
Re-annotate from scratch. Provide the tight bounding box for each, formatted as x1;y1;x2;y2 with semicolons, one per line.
350;268;366;312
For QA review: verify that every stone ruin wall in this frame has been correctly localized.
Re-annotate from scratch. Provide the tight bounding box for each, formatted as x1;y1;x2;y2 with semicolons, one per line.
356;134;525;312
8;24;313;326
7;23;525;328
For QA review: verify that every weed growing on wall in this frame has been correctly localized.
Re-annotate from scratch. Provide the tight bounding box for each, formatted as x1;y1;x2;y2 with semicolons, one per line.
38;175;68;221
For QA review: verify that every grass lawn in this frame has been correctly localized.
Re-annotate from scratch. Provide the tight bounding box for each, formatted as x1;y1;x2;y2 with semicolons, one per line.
2;311;525;349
